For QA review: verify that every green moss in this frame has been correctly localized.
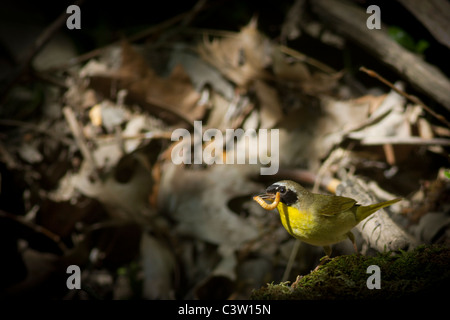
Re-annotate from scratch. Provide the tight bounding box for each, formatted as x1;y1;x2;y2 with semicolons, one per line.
251;245;450;300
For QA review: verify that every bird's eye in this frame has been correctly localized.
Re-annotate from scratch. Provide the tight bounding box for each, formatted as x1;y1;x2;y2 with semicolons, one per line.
278;186;286;194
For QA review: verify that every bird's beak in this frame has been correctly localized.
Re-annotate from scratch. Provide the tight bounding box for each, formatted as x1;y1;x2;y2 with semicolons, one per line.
256;192;276;200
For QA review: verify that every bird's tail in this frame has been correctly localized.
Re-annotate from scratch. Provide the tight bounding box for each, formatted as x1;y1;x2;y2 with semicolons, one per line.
356;198;402;222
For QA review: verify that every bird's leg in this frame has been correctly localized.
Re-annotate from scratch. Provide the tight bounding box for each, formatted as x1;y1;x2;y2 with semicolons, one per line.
291;246;331;288
293;246;331;287
312;246;332;272
346;231;359;254
291;275;303;288
323;245;332;257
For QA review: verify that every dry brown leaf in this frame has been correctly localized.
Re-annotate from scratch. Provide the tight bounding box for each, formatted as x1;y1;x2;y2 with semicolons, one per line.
89;104;103;127
272;42;340;94
197;18;272;88
253;80;283;129
158;163;260;248
51;153;154;223
347;89;410;143
352;94;387;115
271;48;311;82
193;245;236;299
276;96;371;170
299;71;342;95
120;42;204;123
85;42;204;125
140;233;176;299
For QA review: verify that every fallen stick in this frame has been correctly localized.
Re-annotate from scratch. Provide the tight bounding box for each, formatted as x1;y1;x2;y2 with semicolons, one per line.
355;136;450;146
63;106;99;180
336;175;418;253
360;67;450;128
311;0;450;113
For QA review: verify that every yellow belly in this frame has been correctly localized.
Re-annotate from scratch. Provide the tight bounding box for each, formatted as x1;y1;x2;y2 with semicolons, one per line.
276;202;358;246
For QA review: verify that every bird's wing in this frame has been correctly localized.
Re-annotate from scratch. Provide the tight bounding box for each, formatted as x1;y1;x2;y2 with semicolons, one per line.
313;194;357;217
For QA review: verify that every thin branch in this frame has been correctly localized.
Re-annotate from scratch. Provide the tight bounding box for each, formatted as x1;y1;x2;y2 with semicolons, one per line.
359;136;450;146
360;66;450;128
0;210;68;254
0;0;85;101
44;1;211;73
63;106;100;180
94;131;173;143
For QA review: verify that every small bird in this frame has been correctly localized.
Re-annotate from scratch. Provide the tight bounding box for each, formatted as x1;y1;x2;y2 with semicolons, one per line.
253;180;401;259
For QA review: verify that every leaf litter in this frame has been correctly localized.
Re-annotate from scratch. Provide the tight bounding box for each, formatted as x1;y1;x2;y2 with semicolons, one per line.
1;5;449;300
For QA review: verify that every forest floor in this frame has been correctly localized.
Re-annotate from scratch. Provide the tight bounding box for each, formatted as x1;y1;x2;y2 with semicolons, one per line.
0;0;449;300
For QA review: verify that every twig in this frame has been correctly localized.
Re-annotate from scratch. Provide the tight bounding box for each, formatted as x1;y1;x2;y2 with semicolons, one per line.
44;2;210;73
230;101;255;130
0;210;68;254
44;13;184;72
63;106;99;179
360;66;450;128
0;0;85;101
359;136;450;146
188;27;337;74
180;0;208;27
313;148;348;193
185;27;239;39
279;45;337;74
94;131;173;143
0;119;74;146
